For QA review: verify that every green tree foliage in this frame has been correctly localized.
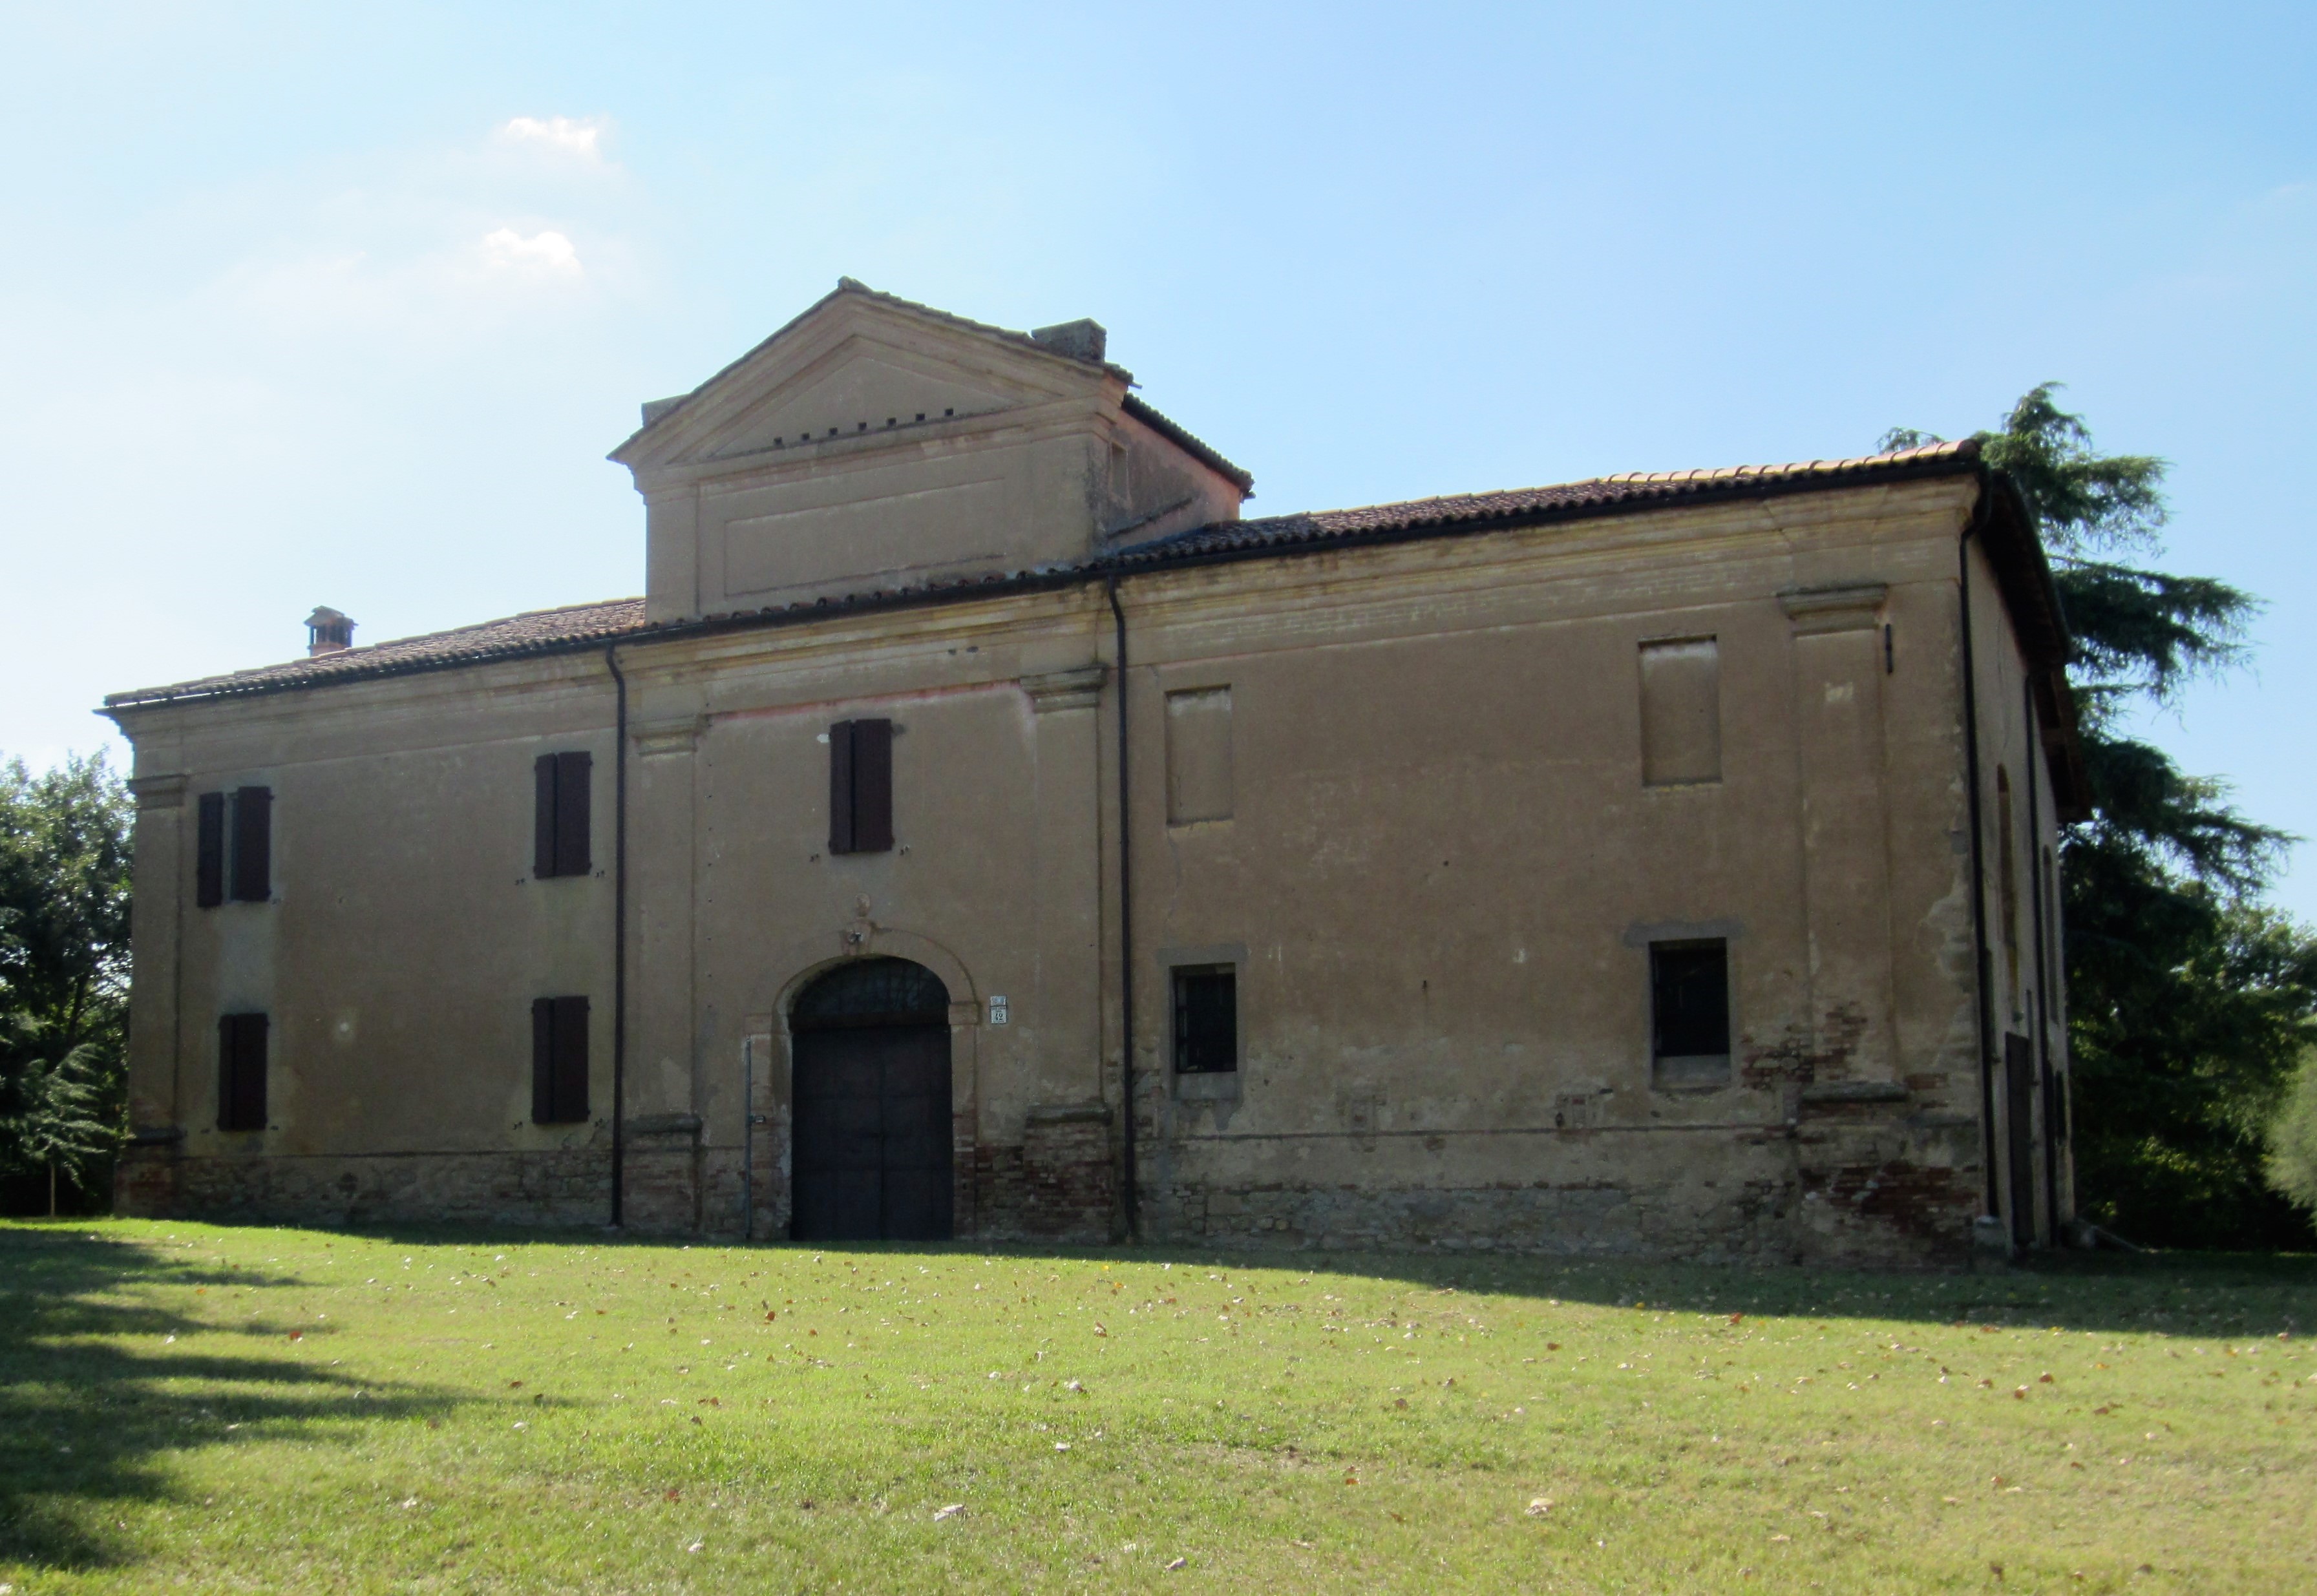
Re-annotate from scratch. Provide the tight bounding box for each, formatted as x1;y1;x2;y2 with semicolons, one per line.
2266;1047;2317;1216
1887;387;2317;1248
0;752;133;1213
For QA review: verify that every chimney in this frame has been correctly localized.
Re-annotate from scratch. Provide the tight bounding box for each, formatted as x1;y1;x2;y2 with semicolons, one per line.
1030;318;1107;364
306;607;356;656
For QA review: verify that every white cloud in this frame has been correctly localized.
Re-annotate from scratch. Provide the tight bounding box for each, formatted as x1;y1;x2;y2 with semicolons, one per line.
481;227;582;277
502;116;606;161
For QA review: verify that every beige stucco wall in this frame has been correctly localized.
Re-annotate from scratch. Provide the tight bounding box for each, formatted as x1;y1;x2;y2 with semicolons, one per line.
110;470;2070;1262
113;655;621;1220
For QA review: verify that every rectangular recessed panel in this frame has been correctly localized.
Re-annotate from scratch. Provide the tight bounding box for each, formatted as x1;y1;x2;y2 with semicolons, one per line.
718;477;1008;600
1640;638;1720;786
1165;687;1234;824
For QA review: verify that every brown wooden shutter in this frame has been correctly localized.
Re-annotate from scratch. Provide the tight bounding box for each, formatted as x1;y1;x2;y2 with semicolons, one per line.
553;995;590;1122
534;755;558;876
829;720;856;854
533;996;589;1123
852;719;893;852
531;998;556;1122
230;786;271;901
196;792;226;908
218;1013;268;1131
555;752;592;877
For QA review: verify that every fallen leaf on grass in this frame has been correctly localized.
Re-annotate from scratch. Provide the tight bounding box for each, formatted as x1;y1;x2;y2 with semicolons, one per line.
1525;1498;1552;1517
933;1504;964;1522
1164;1558;1187;1570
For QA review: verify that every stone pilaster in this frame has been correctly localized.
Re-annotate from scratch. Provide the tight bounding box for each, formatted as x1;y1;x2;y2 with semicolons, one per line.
118;773;189;1214
628;711;704;1230
1779;585;1898;1083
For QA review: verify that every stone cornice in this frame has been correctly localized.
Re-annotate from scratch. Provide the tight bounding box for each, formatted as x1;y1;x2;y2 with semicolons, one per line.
1779;582;1890;635
1021;664;1107;713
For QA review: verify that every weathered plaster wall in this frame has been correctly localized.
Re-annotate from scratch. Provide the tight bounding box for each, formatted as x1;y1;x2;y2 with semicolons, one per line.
111;471;2068;1266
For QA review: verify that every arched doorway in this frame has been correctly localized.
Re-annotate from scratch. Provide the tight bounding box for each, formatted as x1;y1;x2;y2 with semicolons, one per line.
788;958;953;1242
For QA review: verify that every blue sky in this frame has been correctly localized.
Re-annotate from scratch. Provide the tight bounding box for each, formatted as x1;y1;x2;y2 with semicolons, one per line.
5;3;2312;911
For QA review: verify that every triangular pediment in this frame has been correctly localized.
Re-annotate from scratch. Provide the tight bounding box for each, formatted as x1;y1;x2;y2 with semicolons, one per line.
615;282;1251;623
611;284;1117;476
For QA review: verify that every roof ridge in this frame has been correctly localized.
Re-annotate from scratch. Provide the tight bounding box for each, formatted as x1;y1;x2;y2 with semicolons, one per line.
104;440;1989;710
105;596;648;708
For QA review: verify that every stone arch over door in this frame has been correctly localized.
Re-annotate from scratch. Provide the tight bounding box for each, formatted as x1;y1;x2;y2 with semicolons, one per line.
787;957;955;1242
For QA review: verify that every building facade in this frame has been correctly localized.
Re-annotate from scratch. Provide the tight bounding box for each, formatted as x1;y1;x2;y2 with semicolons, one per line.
106;282;2084;1264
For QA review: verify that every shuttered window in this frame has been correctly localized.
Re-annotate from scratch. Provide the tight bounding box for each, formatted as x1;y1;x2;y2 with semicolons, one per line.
196;788;271;905
533;752;593;877
1172;965;1238;1074
828;719;894;854
196;792;226;908
230;786;272;901
531;996;590;1124
218;1013;268;1131
1650;940;1731;1087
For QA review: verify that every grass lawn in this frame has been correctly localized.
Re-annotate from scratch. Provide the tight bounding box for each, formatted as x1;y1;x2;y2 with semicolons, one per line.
1;1221;2312;1593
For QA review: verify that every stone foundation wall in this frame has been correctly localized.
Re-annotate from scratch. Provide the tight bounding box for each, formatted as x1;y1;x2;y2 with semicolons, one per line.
1145;1170;1968;1265
1145;1111;1979;1266
119;1112;1976;1265
971;1108;1117;1242
116;1145;617;1230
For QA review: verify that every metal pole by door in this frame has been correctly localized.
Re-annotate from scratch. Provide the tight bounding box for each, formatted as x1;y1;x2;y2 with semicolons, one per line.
742;1035;755;1242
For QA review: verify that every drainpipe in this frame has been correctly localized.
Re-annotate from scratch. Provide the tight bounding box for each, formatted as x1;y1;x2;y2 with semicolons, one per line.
1958;509;2000;1226
1106;575;1139;1241
2025;676;2058;1239
607;644;630;1228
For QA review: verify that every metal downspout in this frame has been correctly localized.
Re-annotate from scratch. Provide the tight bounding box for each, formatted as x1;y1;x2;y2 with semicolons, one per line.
1958;510;2000;1225
2026;676;2058;1242
606;645;629;1228
1106;575;1139;1241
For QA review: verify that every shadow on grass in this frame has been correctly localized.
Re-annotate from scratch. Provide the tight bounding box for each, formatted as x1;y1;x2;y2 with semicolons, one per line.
0;1224;459;1573
316;1215;2317;1339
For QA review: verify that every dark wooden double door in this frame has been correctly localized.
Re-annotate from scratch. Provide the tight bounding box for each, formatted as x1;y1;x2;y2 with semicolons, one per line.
790;1022;954;1241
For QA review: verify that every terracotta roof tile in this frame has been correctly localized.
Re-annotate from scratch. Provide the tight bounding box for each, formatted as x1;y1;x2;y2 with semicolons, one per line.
105;440;1987;709
105;598;649;708
1110;439;1979;563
